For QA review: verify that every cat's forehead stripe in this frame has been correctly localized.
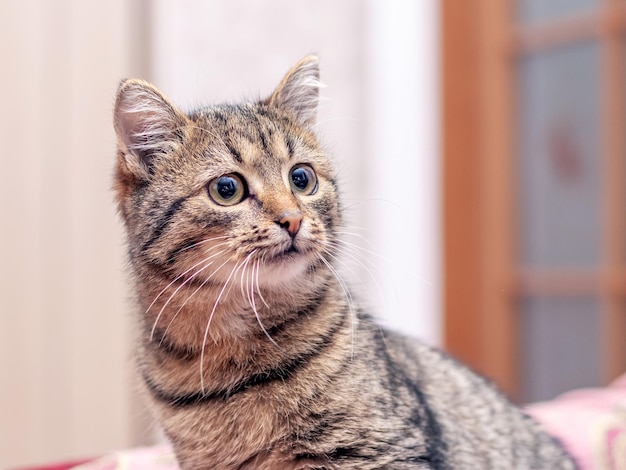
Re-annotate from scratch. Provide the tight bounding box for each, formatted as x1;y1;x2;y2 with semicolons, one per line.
247;112;272;157
222;137;243;164
194;105;296;166
285;134;296;159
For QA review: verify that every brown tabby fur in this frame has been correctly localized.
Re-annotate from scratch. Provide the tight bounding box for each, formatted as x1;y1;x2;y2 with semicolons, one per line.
113;56;577;469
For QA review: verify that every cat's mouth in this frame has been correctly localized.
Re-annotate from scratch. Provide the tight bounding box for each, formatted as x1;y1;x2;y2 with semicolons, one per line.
267;240;310;264
284;245;298;255
272;243;299;261
260;233;319;269
254;240;317;287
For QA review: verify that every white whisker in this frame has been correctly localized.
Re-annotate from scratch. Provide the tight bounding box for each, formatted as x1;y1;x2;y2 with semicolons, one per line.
336;236;433;287
149;249;227;341
239;250;256;306
159;257;231;344
325;239;395;296
250;258;278;347
254;256;270;309
200;260;242;394
324;242;392;324
145;241;228;315
334;230;375;248
319;254;356;360
175;236;230;255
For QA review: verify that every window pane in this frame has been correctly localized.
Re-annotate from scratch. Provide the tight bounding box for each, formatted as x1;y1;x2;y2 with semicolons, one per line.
517;42;601;267
516;0;597;24
519;297;602;403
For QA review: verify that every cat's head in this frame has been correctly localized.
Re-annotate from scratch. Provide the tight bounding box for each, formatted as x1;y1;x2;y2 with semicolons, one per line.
113;55;341;290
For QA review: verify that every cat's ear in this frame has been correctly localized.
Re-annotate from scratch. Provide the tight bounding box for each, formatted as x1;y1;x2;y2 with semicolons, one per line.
266;55;321;127
113;79;187;180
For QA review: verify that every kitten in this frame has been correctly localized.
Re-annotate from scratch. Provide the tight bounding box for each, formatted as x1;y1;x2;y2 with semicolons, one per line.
113;55;576;469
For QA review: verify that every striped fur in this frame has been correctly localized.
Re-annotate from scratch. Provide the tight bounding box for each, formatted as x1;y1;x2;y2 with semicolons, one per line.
113;56;577;469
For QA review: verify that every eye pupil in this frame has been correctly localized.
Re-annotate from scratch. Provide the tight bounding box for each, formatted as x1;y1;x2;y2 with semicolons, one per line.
291;168;309;190
208;174;246;206
289;164;318;195
217;177;238;199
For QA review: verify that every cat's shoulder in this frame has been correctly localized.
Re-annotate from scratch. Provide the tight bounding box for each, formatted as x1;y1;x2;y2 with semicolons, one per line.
367;324;497;395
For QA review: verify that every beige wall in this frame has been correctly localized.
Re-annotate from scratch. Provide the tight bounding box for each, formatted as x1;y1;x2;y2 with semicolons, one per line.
0;1;149;467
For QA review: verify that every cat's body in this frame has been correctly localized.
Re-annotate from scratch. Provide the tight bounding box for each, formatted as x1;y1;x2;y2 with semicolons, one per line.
113;56;576;469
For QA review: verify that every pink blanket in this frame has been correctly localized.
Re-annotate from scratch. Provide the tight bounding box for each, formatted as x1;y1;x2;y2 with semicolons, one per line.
526;374;626;469
71;446;177;470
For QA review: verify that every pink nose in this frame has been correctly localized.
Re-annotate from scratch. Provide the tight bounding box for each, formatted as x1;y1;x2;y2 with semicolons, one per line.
276;211;303;237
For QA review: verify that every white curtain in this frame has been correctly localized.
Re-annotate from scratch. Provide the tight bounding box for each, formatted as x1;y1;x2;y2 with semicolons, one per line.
150;0;441;344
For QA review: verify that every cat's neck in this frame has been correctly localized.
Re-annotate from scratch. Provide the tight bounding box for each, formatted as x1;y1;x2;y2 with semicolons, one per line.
134;260;353;401
135;260;339;351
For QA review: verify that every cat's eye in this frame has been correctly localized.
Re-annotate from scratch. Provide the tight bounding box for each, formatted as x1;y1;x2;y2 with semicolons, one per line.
289;164;317;195
208;174;246;206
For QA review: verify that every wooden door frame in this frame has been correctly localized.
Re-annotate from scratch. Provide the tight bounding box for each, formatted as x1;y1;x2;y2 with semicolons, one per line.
443;0;626;401
442;1;516;398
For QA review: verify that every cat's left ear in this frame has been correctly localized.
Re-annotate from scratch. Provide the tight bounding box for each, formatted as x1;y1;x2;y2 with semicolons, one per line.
266;55;321;127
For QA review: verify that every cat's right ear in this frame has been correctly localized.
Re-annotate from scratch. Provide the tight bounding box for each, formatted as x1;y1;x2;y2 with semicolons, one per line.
113;79;187;180
266;55;321;127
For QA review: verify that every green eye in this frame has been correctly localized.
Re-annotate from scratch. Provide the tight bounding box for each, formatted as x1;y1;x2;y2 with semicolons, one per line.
208;174;246;206
289;164;317;195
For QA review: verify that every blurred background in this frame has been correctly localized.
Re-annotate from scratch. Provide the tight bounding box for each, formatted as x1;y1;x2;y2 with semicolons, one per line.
443;0;626;411
0;0;438;466
1;0;624;467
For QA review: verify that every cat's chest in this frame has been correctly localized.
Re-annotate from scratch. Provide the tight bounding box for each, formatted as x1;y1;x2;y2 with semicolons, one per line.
156;390;320;469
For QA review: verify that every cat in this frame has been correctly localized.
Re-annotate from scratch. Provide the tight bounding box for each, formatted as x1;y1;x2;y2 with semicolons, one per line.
113;55;577;469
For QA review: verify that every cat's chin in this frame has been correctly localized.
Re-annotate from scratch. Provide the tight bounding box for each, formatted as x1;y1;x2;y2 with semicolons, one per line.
257;250;317;288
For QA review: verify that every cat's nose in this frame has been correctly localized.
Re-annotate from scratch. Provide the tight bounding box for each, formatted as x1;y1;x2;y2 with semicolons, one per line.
276;211;303;237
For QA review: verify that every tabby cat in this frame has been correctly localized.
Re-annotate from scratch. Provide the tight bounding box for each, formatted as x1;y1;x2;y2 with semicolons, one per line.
113;55;576;469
